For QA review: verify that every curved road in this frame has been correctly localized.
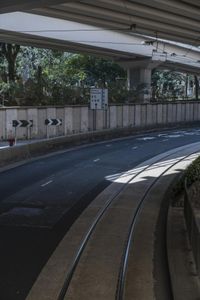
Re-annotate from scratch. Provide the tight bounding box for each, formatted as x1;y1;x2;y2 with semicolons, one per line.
1;127;200;300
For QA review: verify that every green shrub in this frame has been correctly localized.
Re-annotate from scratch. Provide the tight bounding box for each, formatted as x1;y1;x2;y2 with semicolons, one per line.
173;155;200;198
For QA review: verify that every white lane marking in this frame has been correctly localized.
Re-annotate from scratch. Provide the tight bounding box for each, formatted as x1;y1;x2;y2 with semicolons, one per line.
167;134;183;138
158;134;167;137
41;180;53;187
137;137;156;141
184;132;196;136
162;139;169;142
132;146;138;150
93;158;100;162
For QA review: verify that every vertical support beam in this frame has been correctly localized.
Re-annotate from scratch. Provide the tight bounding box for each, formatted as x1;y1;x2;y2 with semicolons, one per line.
194;75;199;101
127;68;152;103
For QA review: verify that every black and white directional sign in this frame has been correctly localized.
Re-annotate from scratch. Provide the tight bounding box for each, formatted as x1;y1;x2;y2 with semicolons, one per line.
45;119;62;126
12;120;33;128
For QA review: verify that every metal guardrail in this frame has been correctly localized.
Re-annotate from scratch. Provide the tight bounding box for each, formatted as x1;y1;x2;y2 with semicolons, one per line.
184;178;200;277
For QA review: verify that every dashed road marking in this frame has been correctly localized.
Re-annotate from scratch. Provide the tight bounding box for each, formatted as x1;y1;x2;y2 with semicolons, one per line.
167;134;183;138
93;158;100;162
132;146;138;150
137;137;156;141
41;180;53;187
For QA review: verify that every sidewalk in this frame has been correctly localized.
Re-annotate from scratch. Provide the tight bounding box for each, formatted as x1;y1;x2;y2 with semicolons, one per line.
0;139;45;150
0;140;27;149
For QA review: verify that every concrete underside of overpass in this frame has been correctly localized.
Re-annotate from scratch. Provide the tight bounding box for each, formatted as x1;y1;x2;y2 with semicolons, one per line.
0;0;200;46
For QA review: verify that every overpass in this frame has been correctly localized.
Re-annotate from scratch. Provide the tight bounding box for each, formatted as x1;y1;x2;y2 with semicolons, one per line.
0;1;200;101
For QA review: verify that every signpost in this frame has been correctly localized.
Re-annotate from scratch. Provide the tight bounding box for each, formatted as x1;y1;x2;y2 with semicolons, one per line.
90;88;108;110
45;118;62;138
90;89;108;130
12;120;33;144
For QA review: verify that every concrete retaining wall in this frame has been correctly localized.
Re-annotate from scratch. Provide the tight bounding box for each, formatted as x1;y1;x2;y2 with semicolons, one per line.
184;186;200;277
0;102;200;140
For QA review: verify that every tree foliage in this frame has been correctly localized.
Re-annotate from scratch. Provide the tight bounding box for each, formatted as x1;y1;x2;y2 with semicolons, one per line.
0;44;127;105
0;43;198;106
152;69;186;101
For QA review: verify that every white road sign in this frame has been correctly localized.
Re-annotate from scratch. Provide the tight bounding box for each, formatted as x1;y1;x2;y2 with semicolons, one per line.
90;88;108;110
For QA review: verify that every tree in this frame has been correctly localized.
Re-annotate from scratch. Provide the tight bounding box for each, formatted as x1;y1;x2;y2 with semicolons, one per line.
152;70;185;101
0;43;20;82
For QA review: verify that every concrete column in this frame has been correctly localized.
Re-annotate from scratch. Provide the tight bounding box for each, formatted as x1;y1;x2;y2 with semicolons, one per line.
119;59;161;104
127;68;152;103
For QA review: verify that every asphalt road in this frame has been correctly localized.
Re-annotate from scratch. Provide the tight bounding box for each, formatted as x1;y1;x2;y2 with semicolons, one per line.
1;127;200;300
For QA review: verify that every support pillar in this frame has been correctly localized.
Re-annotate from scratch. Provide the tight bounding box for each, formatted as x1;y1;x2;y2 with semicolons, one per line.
194;75;199;101
119;59;161;103
127;67;152;102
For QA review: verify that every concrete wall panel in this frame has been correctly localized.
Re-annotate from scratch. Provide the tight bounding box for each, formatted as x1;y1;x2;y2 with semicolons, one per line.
197;103;200;121
190;103;194;121
185;103;191;121
193;103;199;121
0;109;6;139
64;107;73;134
181;103;186;122
122;105;129;128
116;106;123;128
73;107;81;133
141;104;147;127
172;103;177;123
152;104;157;125
81;107;88;132
129;105;135;127
38;108;47;138
6;108;18;138
162;104;167;124
56;108;65;136
176;103;182;123
167;104;173;124
96;110;104;130
17;109;27;139
110;106;117;129
157;104;163;124
135;105;141;127
27;108;38;139
47;107;56;138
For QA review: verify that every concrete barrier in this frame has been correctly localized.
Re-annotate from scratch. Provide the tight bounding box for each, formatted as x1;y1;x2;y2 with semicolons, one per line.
184;183;200;277
1;102;200;140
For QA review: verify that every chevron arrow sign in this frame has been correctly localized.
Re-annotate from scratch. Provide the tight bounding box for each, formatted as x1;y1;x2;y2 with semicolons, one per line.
12;120;33;128
45;119;62;126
